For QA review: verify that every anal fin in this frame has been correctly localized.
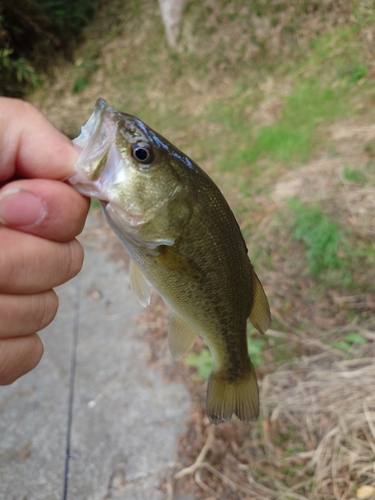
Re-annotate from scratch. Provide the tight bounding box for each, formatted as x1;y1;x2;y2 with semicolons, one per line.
129;259;152;307
249;270;271;334
168;313;198;360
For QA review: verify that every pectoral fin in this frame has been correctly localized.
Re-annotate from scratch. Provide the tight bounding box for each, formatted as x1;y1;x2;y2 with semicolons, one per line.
154;245;204;282
249;270;271;334
168;313;198;360
129;260;152;307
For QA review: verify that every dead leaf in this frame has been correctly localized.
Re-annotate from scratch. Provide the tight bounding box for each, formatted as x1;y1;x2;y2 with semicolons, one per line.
356;485;375;499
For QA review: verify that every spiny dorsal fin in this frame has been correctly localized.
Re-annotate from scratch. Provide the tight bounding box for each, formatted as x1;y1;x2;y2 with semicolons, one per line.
249;270;271;334
129;259;152;307
168;313;198;360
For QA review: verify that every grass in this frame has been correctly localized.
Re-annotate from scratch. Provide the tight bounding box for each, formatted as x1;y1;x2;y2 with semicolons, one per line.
343;165;368;184
72;57;100;93
288;199;345;277
235;81;349;167
287;196;375;293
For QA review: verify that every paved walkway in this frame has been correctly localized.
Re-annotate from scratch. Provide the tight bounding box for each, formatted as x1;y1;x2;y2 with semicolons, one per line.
0;214;191;500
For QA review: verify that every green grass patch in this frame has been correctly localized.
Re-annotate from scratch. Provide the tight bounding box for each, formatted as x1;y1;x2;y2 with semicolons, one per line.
240;81;348;165
343;166;368;184
72;57;100;93
209;76;350;174
288;198;375;290
207;24;371;173
288;199;348;277
206;24;370;174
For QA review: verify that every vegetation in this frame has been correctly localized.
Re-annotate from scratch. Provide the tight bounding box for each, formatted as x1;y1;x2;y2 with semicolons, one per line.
289;199;347;276
0;0;99;96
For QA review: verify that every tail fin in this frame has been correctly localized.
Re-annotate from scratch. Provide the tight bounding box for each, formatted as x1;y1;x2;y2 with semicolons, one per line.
206;364;259;425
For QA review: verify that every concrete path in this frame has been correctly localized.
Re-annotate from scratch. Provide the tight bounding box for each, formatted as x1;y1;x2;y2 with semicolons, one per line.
0;214;191;500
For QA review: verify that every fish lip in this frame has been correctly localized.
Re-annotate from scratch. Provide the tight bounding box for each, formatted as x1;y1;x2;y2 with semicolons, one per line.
67;98;118;188
73;98;108;150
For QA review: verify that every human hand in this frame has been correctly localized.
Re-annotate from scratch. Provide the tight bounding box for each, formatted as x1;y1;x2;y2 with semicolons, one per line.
0;98;90;384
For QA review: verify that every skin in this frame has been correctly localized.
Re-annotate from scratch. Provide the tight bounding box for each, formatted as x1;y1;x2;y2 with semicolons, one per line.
0;97;89;385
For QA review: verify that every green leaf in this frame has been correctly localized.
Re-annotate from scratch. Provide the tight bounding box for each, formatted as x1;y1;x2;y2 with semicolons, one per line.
330;341;351;351
72;76;88;93
344;332;366;345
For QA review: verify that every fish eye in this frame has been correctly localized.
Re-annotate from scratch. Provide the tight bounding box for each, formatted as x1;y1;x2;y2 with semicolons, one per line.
131;142;154;165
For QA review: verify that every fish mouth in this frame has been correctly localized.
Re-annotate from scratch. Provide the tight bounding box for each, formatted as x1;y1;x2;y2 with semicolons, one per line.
73;98;108;149
67;99;177;242
68;101;161;228
67;98;118;199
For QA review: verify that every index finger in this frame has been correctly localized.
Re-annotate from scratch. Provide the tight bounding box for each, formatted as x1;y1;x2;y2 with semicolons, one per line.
0;97;79;182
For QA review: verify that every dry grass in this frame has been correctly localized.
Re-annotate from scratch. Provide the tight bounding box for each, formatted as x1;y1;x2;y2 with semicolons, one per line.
166;327;375;500
261;337;375;500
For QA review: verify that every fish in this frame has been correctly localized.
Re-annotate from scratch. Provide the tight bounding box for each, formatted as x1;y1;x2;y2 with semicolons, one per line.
68;98;271;424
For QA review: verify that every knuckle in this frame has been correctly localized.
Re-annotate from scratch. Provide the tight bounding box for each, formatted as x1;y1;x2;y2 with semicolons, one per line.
28;334;44;370
63;239;84;281
64;190;90;239
36;290;59;330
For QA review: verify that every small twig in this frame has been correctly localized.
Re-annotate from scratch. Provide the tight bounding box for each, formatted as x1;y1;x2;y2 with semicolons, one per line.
174;426;215;479
166;478;174;500
194;469;216;495
205;462;258;495
174;433;257;497
270;310;305;336
267;328;333;352
363;401;375;443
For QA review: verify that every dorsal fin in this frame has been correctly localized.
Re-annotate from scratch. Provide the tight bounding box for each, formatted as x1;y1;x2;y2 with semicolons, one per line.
129;259;152;307
168;313;198;360
249;270;271;334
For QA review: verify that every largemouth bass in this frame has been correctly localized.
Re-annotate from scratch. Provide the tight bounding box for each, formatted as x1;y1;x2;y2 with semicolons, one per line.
68;98;271;424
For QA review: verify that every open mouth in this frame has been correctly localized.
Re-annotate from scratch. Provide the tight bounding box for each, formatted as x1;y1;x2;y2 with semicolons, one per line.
67;98;119;196
73;98;108;152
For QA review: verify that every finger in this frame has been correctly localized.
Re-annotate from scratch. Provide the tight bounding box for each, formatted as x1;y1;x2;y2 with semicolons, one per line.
0;291;59;338
0;228;84;293
0;334;44;385
0;97;79;182
0;179;89;241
